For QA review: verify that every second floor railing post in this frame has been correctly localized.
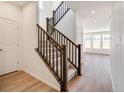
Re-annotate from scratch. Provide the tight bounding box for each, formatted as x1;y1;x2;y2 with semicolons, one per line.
38;25;39;51
61;45;68;92
53;10;55;26
46;18;49;33
78;44;81;76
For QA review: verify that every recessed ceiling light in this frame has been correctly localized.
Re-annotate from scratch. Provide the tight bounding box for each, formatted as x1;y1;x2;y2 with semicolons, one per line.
91;11;95;14
94;21;97;23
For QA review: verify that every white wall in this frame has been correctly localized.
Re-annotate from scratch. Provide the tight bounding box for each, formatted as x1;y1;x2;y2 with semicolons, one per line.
0;2;23;69
39;1;53;30
75;15;83;57
0;2;21;21
56;9;76;42
52;1;61;10
76;15;83;44
111;2;124;91
21;2;60;91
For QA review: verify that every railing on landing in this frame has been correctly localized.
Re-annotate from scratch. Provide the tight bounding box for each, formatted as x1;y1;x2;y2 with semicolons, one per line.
53;1;70;26
47;23;81;76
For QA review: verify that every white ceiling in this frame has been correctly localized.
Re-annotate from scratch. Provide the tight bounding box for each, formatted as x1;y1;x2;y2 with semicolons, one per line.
66;1;112;32
8;1;29;7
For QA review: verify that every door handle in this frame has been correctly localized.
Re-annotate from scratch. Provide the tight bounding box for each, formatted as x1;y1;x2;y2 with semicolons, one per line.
0;49;3;51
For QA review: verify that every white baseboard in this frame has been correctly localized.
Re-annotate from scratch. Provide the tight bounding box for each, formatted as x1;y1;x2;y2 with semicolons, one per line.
22;68;60;91
84;49;110;55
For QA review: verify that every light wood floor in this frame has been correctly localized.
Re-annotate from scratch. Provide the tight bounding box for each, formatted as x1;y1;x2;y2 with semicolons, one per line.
0;71;57;92
0;53;113;92
69;53;113;92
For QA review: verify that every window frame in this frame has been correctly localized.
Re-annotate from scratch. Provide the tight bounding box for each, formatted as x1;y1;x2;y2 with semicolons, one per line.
83;31;110;50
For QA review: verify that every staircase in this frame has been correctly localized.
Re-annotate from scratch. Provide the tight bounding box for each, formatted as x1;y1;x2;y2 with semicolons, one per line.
36;1;81;92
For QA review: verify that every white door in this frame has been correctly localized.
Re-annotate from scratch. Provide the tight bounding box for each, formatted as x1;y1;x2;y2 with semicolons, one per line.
0;18;18;75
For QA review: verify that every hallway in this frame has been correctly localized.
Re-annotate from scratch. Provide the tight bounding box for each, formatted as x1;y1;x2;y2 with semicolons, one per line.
69;53;113;92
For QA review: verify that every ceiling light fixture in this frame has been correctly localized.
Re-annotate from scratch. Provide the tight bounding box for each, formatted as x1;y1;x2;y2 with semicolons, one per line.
94;21;97;23
91;11;95;14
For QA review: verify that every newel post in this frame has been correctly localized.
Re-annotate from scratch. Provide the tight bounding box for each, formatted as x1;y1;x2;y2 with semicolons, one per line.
61;45;68;92
78;44;81;76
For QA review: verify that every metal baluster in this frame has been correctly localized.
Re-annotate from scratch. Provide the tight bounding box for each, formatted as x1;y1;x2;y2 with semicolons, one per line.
52;45;54;69
64;37;65;45
60;51;62;79
38;27;39;51
75;46;77;67
61;35;62;45
57;32;58;42
59;33;61;44
72;44;73;63
49;41;51;65
43;32;45;56
56;48;58;74
46;34;47;59
69;42;70;59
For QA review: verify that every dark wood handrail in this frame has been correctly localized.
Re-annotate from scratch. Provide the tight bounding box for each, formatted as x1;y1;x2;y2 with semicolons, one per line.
53;1;70;26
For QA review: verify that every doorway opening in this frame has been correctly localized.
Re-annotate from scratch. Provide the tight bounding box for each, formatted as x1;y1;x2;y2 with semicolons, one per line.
82;4;113;91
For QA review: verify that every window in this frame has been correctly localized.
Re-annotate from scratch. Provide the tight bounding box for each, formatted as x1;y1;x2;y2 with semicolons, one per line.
102;34;110;49
92;34;100;49
39;1;44;10
84;35;91;48
83;32;110;49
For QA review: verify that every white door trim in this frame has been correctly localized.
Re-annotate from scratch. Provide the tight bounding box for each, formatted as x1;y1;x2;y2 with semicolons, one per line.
0;17;20;75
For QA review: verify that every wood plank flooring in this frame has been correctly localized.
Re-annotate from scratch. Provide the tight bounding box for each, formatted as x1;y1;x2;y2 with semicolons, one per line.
0;53;113;92
69;53;113;92
0;71;57;92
